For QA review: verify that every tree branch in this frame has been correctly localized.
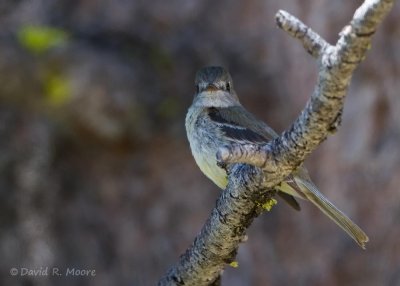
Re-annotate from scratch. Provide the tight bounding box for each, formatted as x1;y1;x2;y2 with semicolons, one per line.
159;0;394;285
217;0;394;189
159;164;269;285
275;10;331;59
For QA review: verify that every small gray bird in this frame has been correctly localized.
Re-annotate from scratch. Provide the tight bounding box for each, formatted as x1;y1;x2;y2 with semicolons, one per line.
185;66;369;248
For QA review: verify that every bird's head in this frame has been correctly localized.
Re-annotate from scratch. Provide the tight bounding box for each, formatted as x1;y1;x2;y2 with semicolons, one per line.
193;66;240;107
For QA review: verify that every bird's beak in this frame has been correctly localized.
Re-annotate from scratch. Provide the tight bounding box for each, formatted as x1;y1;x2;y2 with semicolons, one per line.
205;84;219;92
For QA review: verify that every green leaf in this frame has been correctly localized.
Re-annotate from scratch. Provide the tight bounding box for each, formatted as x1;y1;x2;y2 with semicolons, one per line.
44;73;71;106
18;25;68;54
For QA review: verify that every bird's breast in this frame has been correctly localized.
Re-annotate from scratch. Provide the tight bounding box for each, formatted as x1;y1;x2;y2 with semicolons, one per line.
185;107;228;189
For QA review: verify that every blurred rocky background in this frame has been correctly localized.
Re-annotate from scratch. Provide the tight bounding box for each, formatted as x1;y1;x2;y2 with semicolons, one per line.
0;0;399;285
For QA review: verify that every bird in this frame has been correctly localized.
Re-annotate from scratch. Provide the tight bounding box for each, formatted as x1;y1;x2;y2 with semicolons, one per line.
185;66;369;249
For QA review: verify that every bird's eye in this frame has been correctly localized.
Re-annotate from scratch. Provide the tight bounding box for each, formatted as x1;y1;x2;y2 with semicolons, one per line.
226;82;231;92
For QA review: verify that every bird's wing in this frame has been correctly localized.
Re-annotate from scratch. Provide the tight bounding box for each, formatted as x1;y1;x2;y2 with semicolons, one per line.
277;191;301;211
207;106;302;210
206;106;277;144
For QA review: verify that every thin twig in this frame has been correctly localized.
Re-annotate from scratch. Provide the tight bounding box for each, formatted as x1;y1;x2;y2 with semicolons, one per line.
275;10;331;59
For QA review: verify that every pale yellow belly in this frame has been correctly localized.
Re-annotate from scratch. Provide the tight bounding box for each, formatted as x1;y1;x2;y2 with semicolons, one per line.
193;151;228;190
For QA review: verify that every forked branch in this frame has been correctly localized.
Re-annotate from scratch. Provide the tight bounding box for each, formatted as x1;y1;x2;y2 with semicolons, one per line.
217;0;394;189
159;0;395;285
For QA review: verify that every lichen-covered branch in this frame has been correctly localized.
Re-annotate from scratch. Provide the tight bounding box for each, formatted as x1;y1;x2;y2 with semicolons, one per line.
158;165;269;285
217;0;394;190
275;10;331;58
159;0;394;285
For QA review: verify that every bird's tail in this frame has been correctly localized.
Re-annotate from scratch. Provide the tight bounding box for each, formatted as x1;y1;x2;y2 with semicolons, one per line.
294;177;369;249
